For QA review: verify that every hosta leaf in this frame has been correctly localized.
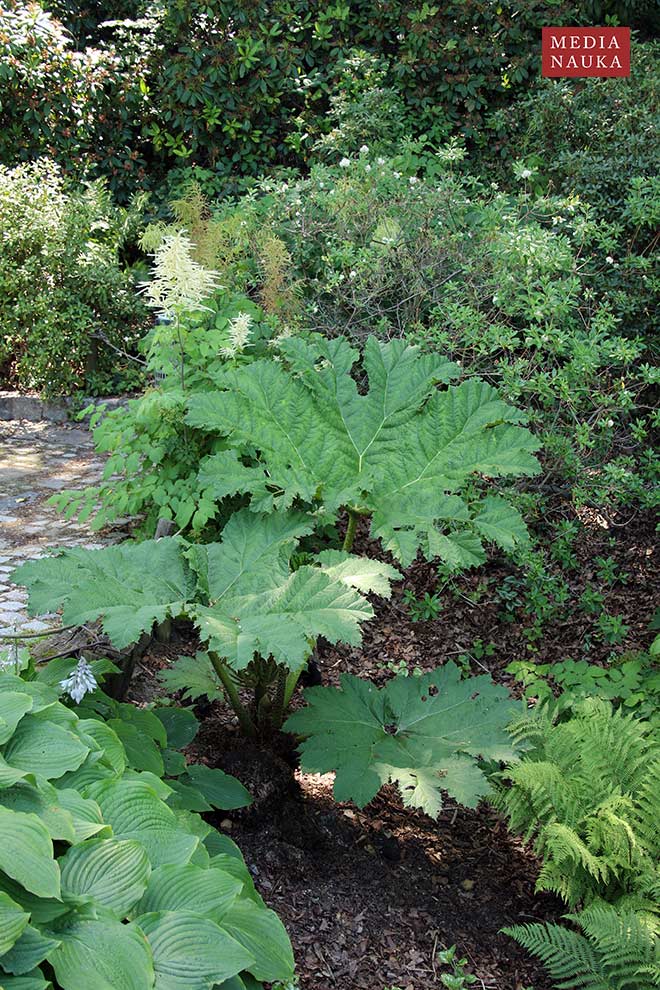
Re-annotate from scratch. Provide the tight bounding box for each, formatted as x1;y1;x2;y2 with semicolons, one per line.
48;917;154;990
53;788;109;843
0;781;76;843
286;664;519;817
135;862;242;921
186;336;539;565
154;707;199;749
59;838;151;917
0;807;60;898
107;720;164;776
220;898;295;983
0;675;59;713
180;764;252;811
0;753;31;788
75;719;126;774
85;778;199;867
0;968;53;989
0;692;33;745
0;890;30;955
0;924;60;976
135;910;253;989
2;717;89;781
12;539;196;649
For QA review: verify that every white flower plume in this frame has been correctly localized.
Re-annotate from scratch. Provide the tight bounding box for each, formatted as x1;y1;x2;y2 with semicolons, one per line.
142;231;220;317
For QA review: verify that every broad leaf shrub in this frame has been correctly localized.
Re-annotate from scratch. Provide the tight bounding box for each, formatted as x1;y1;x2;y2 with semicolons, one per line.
193;155;658;511
12;514;399;734
0;160;149;395
0;666;295;989
284;663;519;818
1;0;588;200
186;333;541;566
0;2;151;199
495;699;659;990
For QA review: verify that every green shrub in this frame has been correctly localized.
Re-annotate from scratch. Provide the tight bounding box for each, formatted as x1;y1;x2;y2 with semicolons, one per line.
195;156;658;511
0;160;149;395
484;40;660;342
0;664;294;989
0;3;150;198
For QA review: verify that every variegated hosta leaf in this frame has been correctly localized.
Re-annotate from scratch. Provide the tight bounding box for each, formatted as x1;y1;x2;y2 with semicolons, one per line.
190;509;400;671
187;335;540;565
285;663;520;818
12;539;196;650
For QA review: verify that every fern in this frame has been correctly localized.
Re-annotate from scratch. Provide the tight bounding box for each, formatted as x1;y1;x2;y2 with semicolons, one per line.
505;905;660;990
187;334;541;565
493;700;659;912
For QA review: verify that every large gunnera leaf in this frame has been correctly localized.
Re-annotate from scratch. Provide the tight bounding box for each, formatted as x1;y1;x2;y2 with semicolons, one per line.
12;540;196;649
188;335;541;565
285;663;519;818
190;509;399;671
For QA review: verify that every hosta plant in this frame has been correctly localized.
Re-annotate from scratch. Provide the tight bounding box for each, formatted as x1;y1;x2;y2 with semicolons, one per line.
13;511;399;735
0;668;294;990
186;334;541;567
284;663;520;818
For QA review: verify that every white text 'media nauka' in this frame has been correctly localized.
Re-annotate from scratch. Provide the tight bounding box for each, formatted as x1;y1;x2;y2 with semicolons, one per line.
549;33;624;70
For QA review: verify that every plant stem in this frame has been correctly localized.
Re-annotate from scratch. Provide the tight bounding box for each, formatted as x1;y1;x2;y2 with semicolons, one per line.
282;667;303;710
342;507;360;553
208;651;256;737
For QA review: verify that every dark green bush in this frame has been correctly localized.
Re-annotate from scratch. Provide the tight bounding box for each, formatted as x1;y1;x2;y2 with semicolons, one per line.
0;160;149;395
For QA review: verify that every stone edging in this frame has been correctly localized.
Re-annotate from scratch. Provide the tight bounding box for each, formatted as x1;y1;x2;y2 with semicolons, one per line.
0;392;128;423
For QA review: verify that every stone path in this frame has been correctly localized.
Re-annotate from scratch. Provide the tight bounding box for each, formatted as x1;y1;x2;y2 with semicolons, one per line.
0;419;110;639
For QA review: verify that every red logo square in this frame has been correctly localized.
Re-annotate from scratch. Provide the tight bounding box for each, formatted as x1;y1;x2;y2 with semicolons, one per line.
542;27;631;77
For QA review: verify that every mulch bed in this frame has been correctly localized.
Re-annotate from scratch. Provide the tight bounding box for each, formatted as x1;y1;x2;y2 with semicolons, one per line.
130;506;657;990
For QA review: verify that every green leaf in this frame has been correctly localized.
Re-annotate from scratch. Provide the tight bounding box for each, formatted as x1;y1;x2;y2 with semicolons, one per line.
2;716;89;781
59;838;151;917
0;781;76;843
154;707;199;749
76;719;126;774
0;807;60;898
51;788;109;843
0;692;33;745
135;910;253;989
192;510;391;672
0;924;60;976
158;654;223;704
0;890;30;955
48;917;154;990
107;720;164;776
0;968;53;989
13;540;196;649
186;337;539;566
135;862;242;921
285;664;519;817
220;898;295;983
85;778;199;867
180;765;252;811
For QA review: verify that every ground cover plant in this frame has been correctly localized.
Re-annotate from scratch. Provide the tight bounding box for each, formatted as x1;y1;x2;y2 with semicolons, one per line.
0;664;294;990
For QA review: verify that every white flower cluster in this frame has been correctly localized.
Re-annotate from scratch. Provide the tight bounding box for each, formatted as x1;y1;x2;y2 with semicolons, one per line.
60;658;98;704
143;231;220;317
221;311;253;358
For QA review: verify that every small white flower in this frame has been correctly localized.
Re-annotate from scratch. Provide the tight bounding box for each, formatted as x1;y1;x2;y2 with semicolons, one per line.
409;176;419;185
359;144;369;154
393;171;401;179
607;419;614;427
519;168;533;180
60;659;98;705
364;164;371;172
349;270;357;279
339;157;351;168
606;256;614;264
377;157;385;165
221;311;254;358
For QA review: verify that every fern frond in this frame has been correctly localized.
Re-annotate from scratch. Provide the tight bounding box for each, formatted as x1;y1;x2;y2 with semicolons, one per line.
503;921;605;988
